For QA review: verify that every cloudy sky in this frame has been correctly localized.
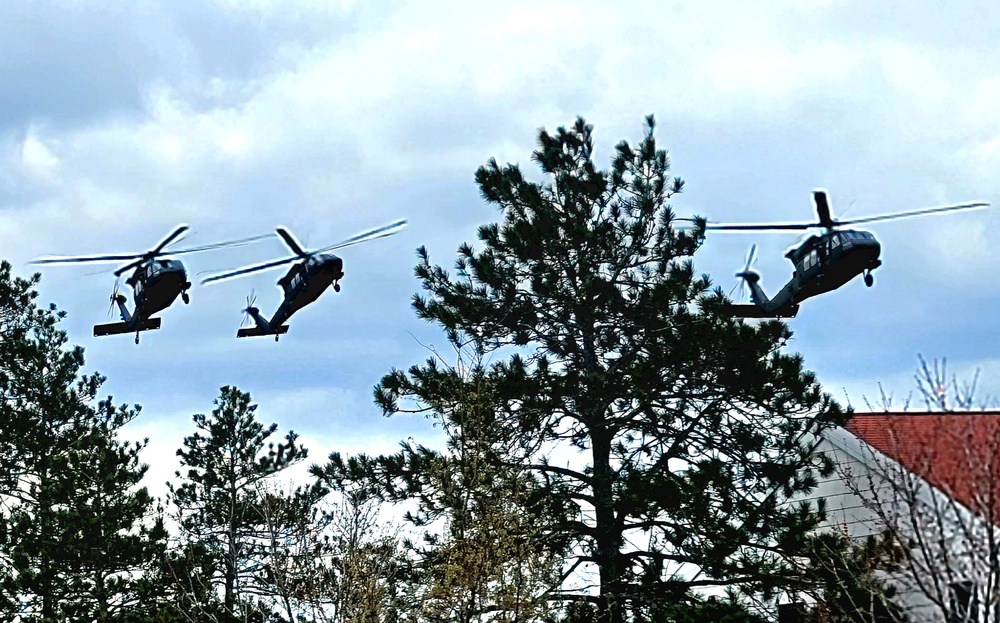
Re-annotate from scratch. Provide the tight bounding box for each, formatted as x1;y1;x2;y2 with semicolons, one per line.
2;0;998;493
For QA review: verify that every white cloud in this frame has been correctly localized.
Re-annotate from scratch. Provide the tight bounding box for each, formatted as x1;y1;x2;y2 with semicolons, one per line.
19;132;60;178
2;0;1000;506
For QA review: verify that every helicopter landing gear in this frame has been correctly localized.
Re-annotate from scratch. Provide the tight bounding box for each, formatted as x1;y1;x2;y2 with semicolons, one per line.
334;282;341;293
135;333;140;345
864;271;874;288
182;291;190;304
275;334;280;342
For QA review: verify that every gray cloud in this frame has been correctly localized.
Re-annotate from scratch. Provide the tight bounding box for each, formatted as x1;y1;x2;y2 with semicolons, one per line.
0;0;998;488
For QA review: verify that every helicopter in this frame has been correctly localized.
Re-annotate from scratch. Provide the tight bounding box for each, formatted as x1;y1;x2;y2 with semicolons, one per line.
32;225;270;343
201;219;408;340
708;190;989;318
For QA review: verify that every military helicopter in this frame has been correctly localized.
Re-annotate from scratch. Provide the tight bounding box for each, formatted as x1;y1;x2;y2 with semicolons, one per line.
201;219;407;340
708;190;989;318
33;225;269;343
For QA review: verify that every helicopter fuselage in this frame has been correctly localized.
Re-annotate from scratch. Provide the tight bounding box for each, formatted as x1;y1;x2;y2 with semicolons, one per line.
788;229;881;298
732;229;882;318
124;259;192;321
240;253;345;338
270;253;345;325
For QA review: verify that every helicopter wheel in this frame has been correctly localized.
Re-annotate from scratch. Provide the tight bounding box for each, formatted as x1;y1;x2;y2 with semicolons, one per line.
864;272;874;288
135;334;140;345
275;334;280;342
334;283;341;293
182;292;190;304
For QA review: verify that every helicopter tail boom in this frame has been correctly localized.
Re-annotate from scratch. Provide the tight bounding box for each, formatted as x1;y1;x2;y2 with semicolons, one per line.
736;271;771;307
237;325;290;338
94;317;162;337
724;303;799;319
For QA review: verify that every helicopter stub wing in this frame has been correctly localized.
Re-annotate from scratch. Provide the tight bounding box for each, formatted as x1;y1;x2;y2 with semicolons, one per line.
724;304;799;319
93;317;162;337
237;325;290;338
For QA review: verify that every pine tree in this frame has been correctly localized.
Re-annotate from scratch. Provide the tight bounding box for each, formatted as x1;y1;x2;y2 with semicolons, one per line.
793;530;909;623
51;409;167;622
318;118;848;622
16;407;167;623
168;386;309;619
0;261;162;621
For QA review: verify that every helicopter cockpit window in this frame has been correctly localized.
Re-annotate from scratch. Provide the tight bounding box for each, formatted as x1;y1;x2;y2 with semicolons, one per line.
803;250;818;269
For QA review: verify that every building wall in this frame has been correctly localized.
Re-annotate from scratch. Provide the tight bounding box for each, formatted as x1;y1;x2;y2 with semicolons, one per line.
809;428;978;623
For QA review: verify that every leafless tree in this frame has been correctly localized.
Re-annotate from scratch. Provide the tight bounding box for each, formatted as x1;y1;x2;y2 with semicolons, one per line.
250;481;333;622
861;354;996;413
251;480;406;623
314;340;569;623
846;357;1000;622
328;491;406;623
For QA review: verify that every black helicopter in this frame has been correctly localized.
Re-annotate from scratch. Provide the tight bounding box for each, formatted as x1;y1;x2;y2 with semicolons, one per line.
33;225;269;343
201;219;407;340
708;190;989;318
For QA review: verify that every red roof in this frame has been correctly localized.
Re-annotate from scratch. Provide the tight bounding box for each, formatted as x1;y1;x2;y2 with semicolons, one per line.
847;412;1000;521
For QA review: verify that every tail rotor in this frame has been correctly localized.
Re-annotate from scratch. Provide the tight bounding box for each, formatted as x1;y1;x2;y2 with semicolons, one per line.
730;244;758;300
107;277;122;317
240;289;257;328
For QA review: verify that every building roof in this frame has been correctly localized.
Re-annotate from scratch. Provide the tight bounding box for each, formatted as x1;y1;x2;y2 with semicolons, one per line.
847;412;1000;521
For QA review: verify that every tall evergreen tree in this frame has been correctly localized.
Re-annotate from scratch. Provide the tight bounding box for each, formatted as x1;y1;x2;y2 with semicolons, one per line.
794;530;909;623
12;407;167;623
0;260;77;619
169;386;309;620
49;409;166;623
319;118;848;622
0;261;161;621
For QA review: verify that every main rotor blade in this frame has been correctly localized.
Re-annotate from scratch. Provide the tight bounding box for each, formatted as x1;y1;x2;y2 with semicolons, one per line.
167;232;274;256
837;201;989;226
744;244;757;272
275;228;309;258
31;253;145;265
32;232;268;271
316;218;408;254
152;225;191;255
114;258;147;276
814;190;834;228
201;255;299;285
706;222;817;232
